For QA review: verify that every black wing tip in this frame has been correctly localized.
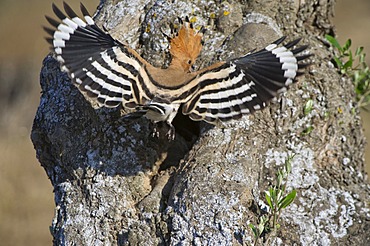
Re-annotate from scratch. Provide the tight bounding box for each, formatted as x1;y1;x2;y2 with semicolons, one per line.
298;62;311;70
51;2;57;11
291;45;309;55
52;2;67;20
80;2;91;17
284;38;302;49
43;26;55;37
45;15;59;28
45;37;53;45
274;37;308;53
297;54;312;62
63;2;78;18
282;38;312;63
273;36;287;45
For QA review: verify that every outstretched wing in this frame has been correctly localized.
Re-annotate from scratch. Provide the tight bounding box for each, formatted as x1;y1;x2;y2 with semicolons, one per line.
44;2;144;108
182;37;310;124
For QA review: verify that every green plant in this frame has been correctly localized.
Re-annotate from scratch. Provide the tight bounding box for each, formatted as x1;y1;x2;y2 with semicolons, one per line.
249;155;297;245
248;215;268;243
303;99;314;116
326;35;370;108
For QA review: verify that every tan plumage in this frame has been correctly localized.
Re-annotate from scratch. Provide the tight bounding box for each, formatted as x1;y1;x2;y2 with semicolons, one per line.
141;21;205;87
45;2;310;139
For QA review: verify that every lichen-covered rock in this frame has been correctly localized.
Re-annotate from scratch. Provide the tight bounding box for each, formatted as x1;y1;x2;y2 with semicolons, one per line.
32;0;370;245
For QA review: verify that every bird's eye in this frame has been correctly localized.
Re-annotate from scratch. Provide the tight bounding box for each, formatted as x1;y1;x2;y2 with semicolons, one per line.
187;60;192;64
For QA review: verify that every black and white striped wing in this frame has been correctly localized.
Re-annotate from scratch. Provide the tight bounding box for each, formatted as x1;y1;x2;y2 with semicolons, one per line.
44;3;141;108
182;37;310;124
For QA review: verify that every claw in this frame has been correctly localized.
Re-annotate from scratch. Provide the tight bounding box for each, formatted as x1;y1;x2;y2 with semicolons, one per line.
166;124;176;140
152;122;176;140
152;126;160;138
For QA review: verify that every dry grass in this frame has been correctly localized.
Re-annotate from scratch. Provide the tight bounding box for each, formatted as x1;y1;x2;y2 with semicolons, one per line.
0;0;368;245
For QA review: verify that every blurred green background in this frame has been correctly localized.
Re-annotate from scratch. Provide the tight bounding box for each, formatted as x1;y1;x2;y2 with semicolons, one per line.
0;0;369;245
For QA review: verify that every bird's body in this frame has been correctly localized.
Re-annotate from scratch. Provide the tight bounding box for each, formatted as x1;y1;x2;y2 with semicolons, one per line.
44;2;310;139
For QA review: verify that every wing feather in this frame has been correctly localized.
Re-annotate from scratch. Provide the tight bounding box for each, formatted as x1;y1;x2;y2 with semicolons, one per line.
45;3;143;108
45;4;310;126
183;37;310;124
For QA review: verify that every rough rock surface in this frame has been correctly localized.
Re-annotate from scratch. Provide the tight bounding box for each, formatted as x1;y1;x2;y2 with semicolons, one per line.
32;0;370;245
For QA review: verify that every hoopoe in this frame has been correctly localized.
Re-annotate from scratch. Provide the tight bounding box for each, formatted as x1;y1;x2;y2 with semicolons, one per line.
44;2;310;139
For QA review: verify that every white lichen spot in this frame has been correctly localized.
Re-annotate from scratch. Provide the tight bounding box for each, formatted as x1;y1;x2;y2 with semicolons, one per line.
169;186;248;244
225;152;237;163
327;60;335;68
288;147;318;189
244;12;282;36
264;149;289;168
360;207;370;218
342;157;350;165
273;237;283;246
282;183;358;245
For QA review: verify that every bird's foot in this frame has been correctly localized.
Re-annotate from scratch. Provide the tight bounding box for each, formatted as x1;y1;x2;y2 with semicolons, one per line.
152;122;176;140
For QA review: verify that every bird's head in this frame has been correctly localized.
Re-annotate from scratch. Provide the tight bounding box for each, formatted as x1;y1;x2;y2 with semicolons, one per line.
169;19;204;72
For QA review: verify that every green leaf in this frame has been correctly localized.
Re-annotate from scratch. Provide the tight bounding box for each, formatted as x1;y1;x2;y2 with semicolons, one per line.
343;39;352;51
265;190;273;209
276;170;283;187
333;56;343;69
272;187;279;202
302;125;314;135
278;190;297;209
248;223;258;238
325;34;342;51
359;53;366;64
258;222;265;236
285;156;293;174
276;189;284;201
304;99;314;115
355;47;364;56
343;59;353;70
339;50;353;74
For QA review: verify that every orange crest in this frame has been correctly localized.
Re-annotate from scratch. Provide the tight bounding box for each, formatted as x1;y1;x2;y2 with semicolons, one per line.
169;20;204;72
